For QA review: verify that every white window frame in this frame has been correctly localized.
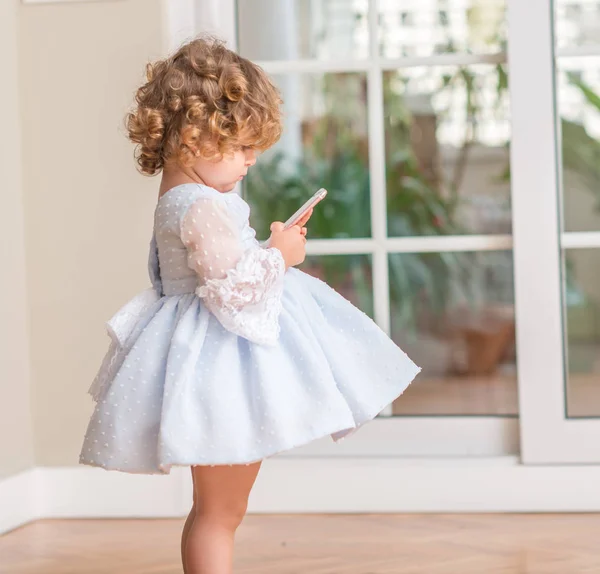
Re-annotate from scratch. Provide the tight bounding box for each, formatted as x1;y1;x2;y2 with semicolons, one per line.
509;0;600;464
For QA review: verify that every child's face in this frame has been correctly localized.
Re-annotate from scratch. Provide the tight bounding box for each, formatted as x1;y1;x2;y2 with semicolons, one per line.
192;147;257;193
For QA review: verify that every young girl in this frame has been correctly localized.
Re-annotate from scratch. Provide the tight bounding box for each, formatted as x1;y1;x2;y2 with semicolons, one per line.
80;37;420;574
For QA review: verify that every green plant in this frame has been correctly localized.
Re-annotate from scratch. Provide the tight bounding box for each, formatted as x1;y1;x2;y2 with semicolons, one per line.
561;73;600;212
244;7;514;336
245;71;475;335
246;147;371;241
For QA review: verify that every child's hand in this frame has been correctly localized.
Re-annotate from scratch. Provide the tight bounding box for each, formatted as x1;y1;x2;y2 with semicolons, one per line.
269;222;307;268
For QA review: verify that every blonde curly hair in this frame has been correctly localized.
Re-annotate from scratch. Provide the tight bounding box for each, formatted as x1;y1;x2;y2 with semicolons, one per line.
126;37;282;176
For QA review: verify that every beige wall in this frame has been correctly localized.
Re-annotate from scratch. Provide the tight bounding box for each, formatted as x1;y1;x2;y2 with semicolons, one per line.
18;0;164;467
0;0;35;480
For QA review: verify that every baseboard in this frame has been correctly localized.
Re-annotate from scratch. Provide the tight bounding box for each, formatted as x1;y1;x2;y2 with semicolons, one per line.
250;457;600;513
37;465;189;519
0;465;189;534
0;468;40;534
3;457;600;534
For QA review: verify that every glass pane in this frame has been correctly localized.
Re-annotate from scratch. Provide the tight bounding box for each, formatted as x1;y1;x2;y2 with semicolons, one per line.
555;0;600;49
237;0;369;61
300;254;374;317
379;0;506;58
246;73;371;240
565;248;600;417
556;57;600;232
389;250;517;415
384;65;511;237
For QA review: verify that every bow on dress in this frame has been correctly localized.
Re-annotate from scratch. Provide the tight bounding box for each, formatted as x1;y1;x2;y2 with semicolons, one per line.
87;235;162;402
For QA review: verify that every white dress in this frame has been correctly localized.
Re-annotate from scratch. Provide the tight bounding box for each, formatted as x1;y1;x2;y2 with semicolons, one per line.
79;183;420;474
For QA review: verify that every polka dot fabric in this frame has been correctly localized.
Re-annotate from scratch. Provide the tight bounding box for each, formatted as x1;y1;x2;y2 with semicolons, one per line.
79;184;420;473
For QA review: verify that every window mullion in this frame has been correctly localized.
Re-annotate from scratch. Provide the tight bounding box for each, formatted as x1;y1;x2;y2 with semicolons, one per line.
367;0;390;340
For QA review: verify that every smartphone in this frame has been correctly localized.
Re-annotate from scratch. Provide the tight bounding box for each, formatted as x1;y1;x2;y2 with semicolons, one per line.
283;188;327;230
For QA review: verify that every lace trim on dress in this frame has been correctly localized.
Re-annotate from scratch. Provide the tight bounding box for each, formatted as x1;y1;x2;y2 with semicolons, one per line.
195;247;286;346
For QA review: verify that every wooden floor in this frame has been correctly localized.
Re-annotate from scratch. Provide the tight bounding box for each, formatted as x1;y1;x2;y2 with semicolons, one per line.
2;514;600;573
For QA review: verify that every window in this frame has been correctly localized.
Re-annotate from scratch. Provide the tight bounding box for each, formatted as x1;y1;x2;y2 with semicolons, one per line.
184;0;600;462
238;0;515;420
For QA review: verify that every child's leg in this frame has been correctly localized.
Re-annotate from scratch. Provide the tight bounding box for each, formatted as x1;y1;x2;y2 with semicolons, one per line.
181;467;197;574
185;461;262;574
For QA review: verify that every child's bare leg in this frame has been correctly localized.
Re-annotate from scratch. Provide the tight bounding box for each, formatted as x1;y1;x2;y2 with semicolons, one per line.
181;467;197;574
185;461;262;574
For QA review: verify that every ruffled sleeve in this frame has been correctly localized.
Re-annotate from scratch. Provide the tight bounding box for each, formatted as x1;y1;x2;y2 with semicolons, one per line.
181;196;286;346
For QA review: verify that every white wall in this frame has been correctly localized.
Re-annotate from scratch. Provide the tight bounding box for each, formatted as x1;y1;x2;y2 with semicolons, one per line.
0;0;35;480
18;0;164;468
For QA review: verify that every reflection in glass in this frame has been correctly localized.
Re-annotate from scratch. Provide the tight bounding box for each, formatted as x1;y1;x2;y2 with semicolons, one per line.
245;73;371;240
389;250;517;415
557;57;600;232
300;255;374;318
565;248;600;417
384;65;511;237
237;0;368;61
555;0;600;49
379;0;506;58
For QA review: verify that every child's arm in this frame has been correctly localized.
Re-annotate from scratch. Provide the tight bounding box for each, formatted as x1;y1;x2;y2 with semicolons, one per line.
181;197;286;346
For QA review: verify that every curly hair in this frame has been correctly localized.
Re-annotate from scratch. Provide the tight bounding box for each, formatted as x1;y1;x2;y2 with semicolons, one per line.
126;37;282;176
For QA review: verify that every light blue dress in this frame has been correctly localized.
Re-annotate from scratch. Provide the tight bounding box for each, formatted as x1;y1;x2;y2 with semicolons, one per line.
79;183;420;474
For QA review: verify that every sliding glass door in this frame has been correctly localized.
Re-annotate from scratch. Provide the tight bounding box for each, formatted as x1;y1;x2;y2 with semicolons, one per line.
175;0;600;463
